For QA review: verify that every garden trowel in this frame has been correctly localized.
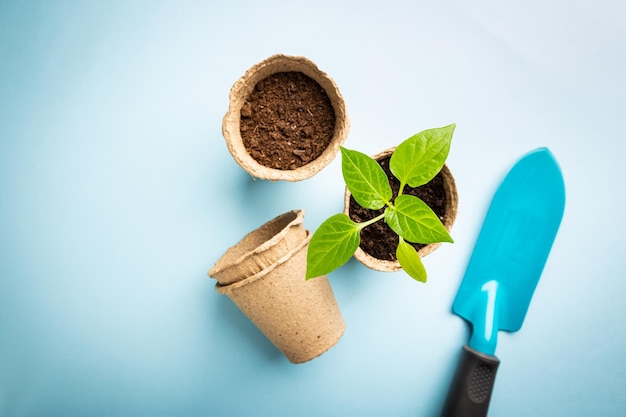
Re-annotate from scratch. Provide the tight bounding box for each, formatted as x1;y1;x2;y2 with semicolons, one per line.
441;148;565;417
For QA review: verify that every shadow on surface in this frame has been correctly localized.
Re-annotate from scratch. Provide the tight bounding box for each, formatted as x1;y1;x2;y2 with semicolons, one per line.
211;289;284;363
235;168;303;222
329;257;384;306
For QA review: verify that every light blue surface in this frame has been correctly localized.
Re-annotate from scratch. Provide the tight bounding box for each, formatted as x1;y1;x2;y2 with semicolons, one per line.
1;1;625;416
453;148;566;356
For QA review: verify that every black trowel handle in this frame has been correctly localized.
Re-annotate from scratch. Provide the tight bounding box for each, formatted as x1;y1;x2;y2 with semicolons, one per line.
441;345;500;417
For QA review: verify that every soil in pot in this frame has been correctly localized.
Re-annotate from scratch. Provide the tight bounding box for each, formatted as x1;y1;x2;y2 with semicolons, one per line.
348;155;448;262
240;71;336;170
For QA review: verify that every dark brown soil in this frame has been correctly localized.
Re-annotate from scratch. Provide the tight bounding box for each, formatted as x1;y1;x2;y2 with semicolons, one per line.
348;155;447;262
240;72;336;170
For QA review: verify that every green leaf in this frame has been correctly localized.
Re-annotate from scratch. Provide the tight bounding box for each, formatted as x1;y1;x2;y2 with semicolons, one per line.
341;147;392;210
385;195;453;244
396;238;427;282
306;214;361;279
389;123;455;188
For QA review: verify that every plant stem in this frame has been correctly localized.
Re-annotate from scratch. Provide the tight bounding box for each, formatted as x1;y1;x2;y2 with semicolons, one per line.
357;212;386;230
399;181;407;197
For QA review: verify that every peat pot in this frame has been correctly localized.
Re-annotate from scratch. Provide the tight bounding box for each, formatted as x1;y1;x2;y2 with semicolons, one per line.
209;210;346;364
344;147;458;272
222;54;349;181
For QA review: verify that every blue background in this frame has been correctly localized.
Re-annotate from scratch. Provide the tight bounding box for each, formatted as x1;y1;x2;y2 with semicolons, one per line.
1;1;625;416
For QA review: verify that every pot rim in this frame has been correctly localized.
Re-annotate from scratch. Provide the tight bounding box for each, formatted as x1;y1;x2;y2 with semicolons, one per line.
216;231;312;294
208;209;306;280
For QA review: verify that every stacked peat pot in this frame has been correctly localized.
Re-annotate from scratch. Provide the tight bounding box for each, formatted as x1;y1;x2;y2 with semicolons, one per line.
210;55;349;363
209;210;345;364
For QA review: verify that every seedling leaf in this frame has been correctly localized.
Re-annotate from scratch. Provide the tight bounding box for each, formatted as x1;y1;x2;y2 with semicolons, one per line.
385;195;453;244
306;214;361;279
341;147;392;210
390;124;455;188
396;239;427;282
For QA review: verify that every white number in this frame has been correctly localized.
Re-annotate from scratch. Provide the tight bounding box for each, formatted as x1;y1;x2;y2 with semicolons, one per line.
481;280;498;342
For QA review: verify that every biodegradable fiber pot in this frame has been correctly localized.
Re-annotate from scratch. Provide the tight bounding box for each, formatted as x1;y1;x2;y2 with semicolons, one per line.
344;147;458;272
222;54;350;181
209;210;345;364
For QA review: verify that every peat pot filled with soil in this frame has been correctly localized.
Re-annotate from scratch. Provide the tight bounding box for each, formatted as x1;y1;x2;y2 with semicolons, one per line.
222;54;350;181
344;147;458;272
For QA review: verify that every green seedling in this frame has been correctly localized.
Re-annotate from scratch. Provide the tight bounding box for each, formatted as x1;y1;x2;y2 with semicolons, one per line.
306;124;456;282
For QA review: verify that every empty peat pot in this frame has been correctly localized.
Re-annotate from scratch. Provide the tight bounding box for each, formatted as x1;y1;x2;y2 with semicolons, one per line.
344;147;458;272
209;210;346;364
222;54;350;181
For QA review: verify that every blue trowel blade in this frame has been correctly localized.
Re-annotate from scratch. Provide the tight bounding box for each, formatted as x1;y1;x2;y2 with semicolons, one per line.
453;148;566;355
